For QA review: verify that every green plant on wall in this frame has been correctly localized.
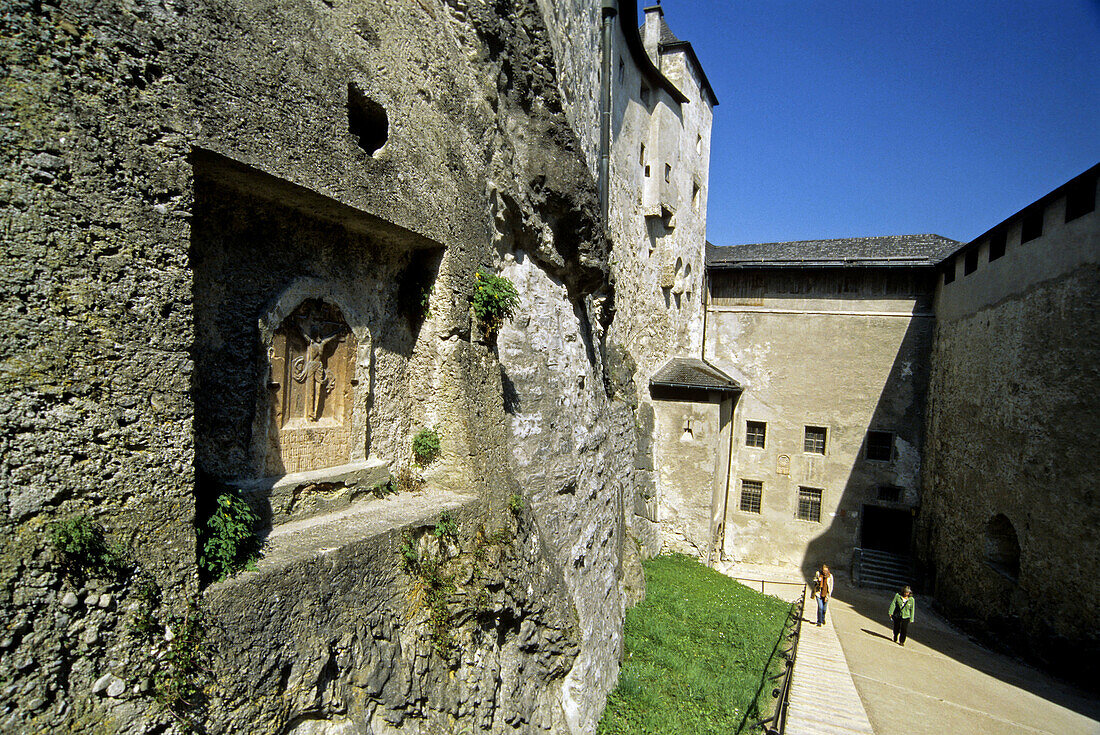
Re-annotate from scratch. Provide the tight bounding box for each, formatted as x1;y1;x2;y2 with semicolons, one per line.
412;427;442;466
198;491;259;583
153;605;207;711
470;269;519;336
50;515;128;578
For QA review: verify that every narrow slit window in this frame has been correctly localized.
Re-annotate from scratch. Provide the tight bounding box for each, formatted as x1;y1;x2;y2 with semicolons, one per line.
740;480;763;514
692;182;700;210
943;258;956;285
988;231;1006;261
639;143;645;168
964;248;978;275
664;163;671;183
1065;177;1096;222
1020;208;1043;243
804;426;827;454
745;421;766;448
797;487;822;522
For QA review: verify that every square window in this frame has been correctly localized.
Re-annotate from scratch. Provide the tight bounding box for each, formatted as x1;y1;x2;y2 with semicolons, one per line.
1065;177;1096;222
745;421;766;448
797;487;822;522
964;248;978;275
1021;208;1043;243
740;480;762;514
878;485;902;502
866;431;893;461
804;426;827;454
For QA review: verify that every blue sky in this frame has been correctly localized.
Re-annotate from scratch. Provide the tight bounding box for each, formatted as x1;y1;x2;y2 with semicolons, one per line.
648;1;1100;245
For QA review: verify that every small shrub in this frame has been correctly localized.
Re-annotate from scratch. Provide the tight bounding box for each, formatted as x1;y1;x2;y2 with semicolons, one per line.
433;511;459;543
508;492;524;516
400;532;420;573
198;491;259;583
470;269;519;336
129;576;162;639
412;427;442;466
393;465;425;493
50;515;128;578
370;479;398;499
153;606;206;711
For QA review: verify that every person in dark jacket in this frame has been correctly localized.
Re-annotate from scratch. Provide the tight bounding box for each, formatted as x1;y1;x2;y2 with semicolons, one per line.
889;585;916;645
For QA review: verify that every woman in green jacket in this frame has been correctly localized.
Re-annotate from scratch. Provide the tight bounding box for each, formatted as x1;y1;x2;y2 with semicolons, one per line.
889;586;916;645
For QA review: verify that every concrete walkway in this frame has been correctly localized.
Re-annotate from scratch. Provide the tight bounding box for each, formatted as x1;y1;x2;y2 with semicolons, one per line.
829;584;1100;735
786;590;875;735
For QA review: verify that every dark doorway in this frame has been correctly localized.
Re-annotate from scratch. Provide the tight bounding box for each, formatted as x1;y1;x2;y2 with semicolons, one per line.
861;505;912;555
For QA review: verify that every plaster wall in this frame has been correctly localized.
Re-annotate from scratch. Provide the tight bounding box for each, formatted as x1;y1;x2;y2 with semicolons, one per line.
705;271;933;573
651;396;729;557
603;10;714;553
918;183;1100;683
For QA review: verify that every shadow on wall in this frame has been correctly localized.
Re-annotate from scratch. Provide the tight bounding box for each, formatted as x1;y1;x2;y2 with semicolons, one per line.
799;312;933;586
189;150;441;532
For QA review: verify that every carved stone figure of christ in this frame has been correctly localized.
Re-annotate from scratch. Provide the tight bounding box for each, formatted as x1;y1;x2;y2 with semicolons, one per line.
292;315;343;421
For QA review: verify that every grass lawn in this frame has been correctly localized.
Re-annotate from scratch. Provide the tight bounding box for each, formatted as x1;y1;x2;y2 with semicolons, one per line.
597;553;793;735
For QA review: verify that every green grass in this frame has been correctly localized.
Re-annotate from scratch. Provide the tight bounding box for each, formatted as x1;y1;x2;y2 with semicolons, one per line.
597;553;792;735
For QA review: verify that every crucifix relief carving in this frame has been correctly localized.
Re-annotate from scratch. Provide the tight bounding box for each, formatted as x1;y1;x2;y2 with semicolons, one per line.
266;299;357;475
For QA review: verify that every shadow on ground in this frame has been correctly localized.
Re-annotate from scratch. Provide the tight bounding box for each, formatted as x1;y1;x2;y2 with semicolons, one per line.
834;582;1100;723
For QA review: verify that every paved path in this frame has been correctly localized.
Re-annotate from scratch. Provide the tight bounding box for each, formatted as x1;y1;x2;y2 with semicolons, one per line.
829;584;1100;735
786;590;874;735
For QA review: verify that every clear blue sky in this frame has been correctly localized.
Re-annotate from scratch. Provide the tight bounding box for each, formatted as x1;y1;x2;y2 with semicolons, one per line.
647;1;1100;246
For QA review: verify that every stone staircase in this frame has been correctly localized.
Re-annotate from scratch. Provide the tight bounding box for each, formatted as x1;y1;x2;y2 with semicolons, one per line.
855;548;912;591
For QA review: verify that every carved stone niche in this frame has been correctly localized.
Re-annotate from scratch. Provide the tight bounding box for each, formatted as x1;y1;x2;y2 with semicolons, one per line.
252;282;372;479
265;299;356;474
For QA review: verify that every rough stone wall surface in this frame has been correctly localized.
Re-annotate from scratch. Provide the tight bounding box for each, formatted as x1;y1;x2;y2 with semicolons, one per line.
604;14;714;556
705;273;933;573
917;197;1100;684
497;252;634;733
1;0;640;731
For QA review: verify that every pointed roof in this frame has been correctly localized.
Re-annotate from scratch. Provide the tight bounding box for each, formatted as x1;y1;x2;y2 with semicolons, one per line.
649;358;742;394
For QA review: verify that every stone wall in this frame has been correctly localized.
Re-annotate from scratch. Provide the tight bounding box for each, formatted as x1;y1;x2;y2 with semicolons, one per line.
917;174;1100;687
0;0;645;731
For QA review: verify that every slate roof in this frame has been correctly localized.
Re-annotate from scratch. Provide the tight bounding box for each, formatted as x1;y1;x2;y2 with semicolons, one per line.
706;234;959;269
649;358;741;394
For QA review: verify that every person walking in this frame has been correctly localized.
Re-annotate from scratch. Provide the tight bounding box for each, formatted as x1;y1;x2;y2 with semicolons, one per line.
814;564;833;626
889;585;916;645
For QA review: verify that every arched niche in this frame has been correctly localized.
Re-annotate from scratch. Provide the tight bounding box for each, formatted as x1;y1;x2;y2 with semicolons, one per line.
251;279;372;477
984;513;1021;582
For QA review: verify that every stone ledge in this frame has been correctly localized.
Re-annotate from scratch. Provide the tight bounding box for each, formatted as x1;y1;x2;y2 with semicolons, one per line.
229;459;392;526
214;486;479;587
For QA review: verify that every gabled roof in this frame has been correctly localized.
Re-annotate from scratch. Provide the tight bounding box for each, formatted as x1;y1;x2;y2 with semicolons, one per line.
649;358;741;394
639;6;718;106
706;234;959;269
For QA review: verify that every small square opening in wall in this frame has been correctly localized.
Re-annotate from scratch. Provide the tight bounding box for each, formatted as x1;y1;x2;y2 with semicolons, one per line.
1065;176;1097;222
740;480;762;514
866;431;894;461
745;420;766;448
797;487;822;522
989;231;1006;261
964;248;978;275
804;426;826;454
1021;208;1044;243
877;485;902;502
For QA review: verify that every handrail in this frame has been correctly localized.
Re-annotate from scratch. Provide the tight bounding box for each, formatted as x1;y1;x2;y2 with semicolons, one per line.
748;585;806;735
